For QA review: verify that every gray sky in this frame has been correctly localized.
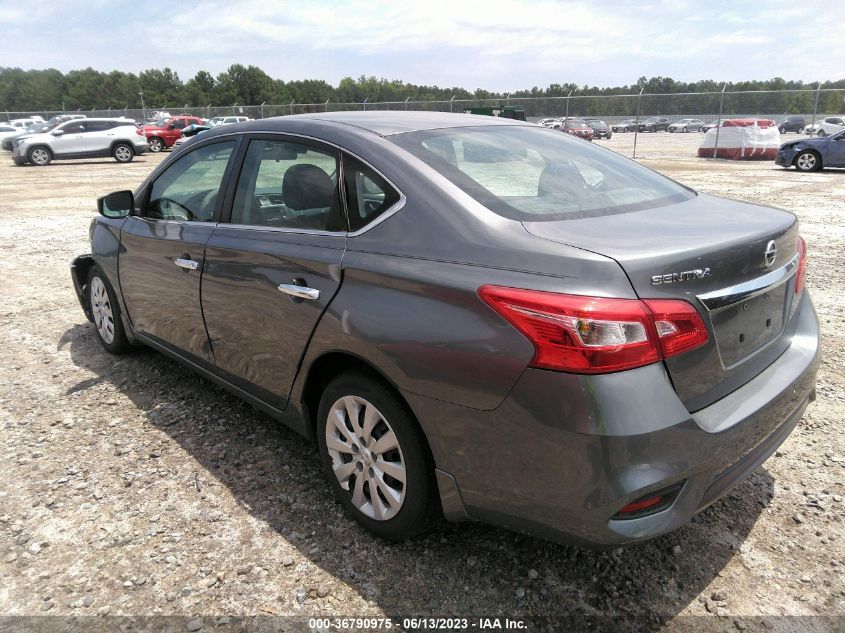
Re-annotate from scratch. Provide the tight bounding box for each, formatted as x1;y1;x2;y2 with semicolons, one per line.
1;0;841;90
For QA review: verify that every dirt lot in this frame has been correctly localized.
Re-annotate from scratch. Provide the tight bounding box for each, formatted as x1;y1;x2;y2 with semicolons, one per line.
0;148;843;632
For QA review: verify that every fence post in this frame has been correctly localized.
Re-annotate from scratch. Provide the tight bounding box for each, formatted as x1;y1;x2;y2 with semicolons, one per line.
712;83;726;159
450;95;455;112
325;99;330;112
811;83;821;126
564;90;572;120
363;98;368;111
405;96;409;110
289;100;294;116
632;87;644;159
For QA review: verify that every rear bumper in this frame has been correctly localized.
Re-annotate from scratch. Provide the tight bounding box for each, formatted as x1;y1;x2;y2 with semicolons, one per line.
412;292;820;547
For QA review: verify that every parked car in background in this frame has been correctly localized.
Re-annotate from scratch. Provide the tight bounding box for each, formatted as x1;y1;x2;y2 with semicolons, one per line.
668;118;705;133
805;117;845;137
612;119;637;132
537;118;562;129
206;117;225;127
0;125;18;142
143;115;206;152
12;118;148;166
638;117;670;132
561;118;594;140
147;111;171;122
2;121;57;151
702;121;719;132
777;116;805;134
776;129;845;172
7;118;37;129
72;111;818;547
172;123;213;150
584;118;612;139
217;116;252;125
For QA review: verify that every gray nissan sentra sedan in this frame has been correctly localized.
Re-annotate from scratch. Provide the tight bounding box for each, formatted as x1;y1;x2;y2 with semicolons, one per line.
71;112;819;547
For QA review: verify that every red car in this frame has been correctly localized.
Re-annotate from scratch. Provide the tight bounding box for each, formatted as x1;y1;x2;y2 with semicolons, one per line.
561;118;594;141
144;115;206;152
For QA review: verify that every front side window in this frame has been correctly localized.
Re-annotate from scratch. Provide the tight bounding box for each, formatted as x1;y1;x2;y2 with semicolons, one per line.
145;141;235;221
60;121;87;134
390;126;693;221
230;139;341;231
343;156;401;231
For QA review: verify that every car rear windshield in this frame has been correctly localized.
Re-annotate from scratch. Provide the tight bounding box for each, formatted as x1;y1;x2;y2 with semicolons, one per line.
390;125;694;221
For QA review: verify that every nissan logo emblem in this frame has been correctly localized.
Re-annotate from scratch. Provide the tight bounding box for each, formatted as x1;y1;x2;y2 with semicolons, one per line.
764;240;777;267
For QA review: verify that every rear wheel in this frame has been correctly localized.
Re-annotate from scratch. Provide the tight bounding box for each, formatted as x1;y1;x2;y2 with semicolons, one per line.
87;265;130;354
112;143;134;163
779;126;786;134
794;150;821;172
28;146;52;166
317;372;437;541
682;126;688;133
817;129;827;137
148;137;164;152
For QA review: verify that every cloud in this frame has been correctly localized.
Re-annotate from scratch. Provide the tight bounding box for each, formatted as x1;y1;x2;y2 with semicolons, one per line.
0;0;842;90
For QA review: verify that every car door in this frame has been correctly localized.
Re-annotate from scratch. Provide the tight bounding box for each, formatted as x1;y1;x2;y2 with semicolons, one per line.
118;139;239;364
82;120;114;155
50;120;88;156
200;135;347;408
828;131;845;166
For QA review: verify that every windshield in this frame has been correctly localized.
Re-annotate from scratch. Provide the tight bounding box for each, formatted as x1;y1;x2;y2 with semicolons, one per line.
390;125;694;221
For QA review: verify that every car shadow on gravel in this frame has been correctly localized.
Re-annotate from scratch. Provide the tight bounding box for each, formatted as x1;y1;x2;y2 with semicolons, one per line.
60;322;774;623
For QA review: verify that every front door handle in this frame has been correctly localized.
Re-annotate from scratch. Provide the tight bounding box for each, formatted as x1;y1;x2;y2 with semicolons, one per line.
174;257;199;270
278;283;320;301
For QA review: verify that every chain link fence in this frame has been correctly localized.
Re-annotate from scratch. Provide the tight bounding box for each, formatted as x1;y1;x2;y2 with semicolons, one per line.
5;88;844;161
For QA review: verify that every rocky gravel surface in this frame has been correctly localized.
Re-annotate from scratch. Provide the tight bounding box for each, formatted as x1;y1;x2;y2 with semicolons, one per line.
0;152;843;632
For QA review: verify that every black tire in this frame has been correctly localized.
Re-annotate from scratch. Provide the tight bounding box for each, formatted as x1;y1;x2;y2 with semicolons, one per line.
817;129;827;137
86;265;130;354
793;150;822;173
606;131;612;139
317;371;438;541
650;125;656;133
682;126;688;133
112;142;134;163
148;137;164;152
27;146;52;166
779;126;786;134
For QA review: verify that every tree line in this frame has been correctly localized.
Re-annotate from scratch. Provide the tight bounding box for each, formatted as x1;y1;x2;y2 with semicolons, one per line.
1;64;843;112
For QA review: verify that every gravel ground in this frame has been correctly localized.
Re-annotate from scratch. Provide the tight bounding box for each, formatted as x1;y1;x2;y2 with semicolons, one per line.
0;149;843;632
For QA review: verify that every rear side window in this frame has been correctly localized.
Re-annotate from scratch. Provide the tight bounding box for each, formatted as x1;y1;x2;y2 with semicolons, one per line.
84;121;113;132
230;139;342;231
391;126;693;221
145;141;235;222
342;155;401;231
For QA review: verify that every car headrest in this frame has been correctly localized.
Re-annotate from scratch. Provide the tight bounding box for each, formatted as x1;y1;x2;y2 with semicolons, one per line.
538;162;586;196
282;164;335;210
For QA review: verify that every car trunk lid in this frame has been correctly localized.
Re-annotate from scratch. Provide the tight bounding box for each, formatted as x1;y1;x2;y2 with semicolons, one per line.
523;193;801;411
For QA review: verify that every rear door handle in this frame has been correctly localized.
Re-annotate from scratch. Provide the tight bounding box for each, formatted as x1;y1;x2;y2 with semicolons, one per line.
278;283;320;300
174;258;199;270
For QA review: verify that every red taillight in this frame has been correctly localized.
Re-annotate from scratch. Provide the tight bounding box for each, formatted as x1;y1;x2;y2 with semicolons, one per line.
617;495;664;515
642;299;709;357
794;236;807;294
478;286;708;374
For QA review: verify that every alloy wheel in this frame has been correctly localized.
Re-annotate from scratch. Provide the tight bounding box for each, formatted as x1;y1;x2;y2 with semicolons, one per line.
325;395;406;521
114;145;133;162
90;276;115;344
796;152;817;171
30;148;50;165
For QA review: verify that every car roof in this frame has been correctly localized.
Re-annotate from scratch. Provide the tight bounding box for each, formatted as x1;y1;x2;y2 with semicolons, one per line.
266;111;532;136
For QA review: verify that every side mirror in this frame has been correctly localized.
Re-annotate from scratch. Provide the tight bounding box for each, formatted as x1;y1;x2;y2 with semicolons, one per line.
52;129;64;136
98;190;134;219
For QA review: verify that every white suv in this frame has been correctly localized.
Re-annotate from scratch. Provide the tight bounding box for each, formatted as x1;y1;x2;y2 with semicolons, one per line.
12;118;149;166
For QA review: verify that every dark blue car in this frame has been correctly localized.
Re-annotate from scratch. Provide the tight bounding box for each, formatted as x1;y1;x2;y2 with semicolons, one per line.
776;129;845;171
